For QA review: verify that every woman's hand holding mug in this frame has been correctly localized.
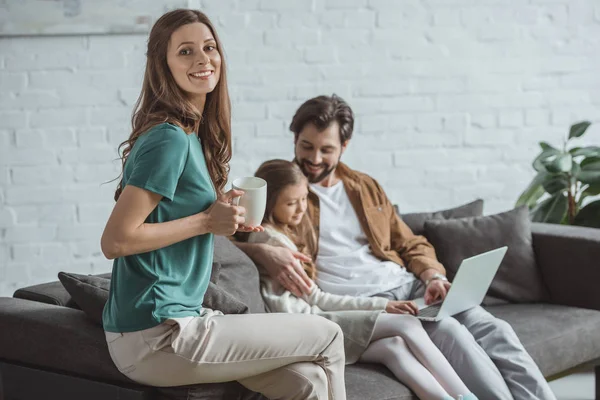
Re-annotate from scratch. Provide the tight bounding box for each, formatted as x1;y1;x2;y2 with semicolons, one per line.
205;189;247;236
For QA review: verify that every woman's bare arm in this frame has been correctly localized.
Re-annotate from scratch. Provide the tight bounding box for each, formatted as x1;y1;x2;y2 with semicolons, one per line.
101;185;246;259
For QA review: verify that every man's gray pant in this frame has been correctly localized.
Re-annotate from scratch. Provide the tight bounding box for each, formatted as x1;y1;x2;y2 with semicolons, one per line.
373;281;557;400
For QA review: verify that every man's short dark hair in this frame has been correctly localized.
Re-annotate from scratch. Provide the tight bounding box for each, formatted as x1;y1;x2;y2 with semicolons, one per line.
289;94;354;144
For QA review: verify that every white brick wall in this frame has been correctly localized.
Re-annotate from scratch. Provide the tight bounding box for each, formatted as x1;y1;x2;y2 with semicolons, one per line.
1;0;600;295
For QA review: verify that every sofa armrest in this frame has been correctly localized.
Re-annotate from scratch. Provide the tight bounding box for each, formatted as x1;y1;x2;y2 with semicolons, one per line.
0;297;129;385
531;223;600;311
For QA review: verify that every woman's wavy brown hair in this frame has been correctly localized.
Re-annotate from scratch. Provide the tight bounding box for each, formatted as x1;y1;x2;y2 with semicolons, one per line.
114;9;231;201
254;159;318;280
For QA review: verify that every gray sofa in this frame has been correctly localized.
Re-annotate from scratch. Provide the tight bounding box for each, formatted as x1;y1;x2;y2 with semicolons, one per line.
1;221;599;400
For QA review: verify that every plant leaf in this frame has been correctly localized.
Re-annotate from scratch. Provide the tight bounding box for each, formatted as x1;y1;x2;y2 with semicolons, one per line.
539;141;559;152
516;171;548;208
582;183;600;197
569;121;592;140
579;158;600;184
572;199;600;228
542;174;569;194
543;153;572;173
533;148;562;172
530;192;568;224
570;146;600;157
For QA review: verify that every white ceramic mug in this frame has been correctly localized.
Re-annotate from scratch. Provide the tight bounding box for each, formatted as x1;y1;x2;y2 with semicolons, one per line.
232;177;267;227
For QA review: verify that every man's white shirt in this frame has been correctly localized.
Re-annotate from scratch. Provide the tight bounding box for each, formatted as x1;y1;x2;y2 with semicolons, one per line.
311;180;415;297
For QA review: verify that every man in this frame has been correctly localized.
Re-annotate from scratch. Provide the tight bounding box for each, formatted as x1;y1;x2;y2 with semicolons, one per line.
236;94;556;400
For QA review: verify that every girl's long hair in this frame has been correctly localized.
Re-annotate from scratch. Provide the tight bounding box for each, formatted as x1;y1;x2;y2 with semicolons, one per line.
254;159;318;280
114;9;231;201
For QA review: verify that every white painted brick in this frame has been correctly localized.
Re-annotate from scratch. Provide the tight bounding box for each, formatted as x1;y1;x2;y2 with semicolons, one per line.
56;224;104;241
11;244;42;263
525;110;550;126
29;71;88;90
401;131;462;148
304;47;338;64
233;102;268;121
0;148;56;166
45;128;78;148
59;146;116;165
544;90;591;106
70;240;103;259
433;9;461;25
0;130;12;149
260;0;312;11
77;127;108;147
118;89;140;106
0;166;8;185
417;115;443;132
15;129;44;148
6;186;63;205
424;167;479;185
0;111;27;130
60;87;119;107
343;11;377;28
377;8;430;28
78;203;112;224
30;108;87;128
465;128;515;146
4;226;57;244
358;115;388;133
321;29;370;45
246;48;304;65
389;115;416;132
264;29;319;46
0;72;27;92
415;78;465;94
75;164;119;183
0;244;7;266
0;208;16;227
499;111;523;128
353;80;411;97
12;204;77;224
278;13;319;29
246;12;277;29
11;166;74;185
255;120;286;137
89;107;130;125
325;0;368;8
380;96;435;112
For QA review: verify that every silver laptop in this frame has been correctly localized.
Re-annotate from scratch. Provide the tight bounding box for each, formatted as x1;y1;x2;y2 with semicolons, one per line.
415;247;508;321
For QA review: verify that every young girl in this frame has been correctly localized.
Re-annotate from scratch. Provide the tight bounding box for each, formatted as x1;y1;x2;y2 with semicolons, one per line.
249;159;478;400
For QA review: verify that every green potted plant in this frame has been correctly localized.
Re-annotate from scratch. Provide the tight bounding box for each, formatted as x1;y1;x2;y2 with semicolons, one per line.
516;121;600;228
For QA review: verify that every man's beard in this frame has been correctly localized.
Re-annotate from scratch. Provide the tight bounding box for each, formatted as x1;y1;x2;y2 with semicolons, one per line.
295;158;337;184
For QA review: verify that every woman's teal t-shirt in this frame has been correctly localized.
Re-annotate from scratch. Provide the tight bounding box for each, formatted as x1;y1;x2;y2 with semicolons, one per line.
103;123;217;333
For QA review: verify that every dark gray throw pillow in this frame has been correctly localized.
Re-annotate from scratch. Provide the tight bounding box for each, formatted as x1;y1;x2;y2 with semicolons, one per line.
58;270;249;326
424;206;549;303
395;199;484;236
58;272;109;325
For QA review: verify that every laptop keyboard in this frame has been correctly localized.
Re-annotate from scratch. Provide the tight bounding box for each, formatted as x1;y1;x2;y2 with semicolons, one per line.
418;303;442;318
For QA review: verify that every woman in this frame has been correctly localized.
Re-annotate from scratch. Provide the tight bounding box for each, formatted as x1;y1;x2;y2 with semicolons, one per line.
247;159;478;400
100;9;346;400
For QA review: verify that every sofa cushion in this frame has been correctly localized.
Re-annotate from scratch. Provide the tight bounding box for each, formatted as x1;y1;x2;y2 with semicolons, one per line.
345;363;416;400
424;206;549;303
486;303;600;377
213;236;266;314
396;199;484;236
